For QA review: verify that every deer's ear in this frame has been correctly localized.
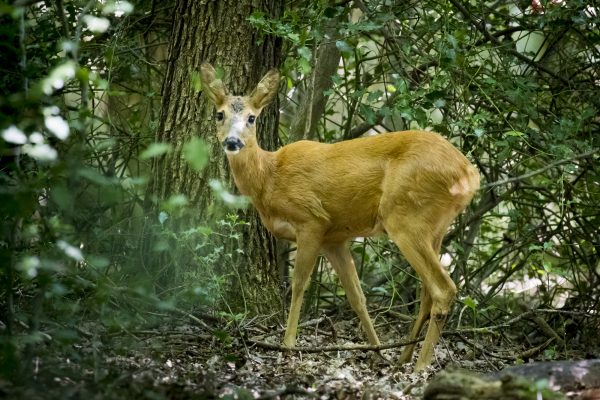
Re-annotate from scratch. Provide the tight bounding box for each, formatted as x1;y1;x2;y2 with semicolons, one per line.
249;69;280;110
200;63;227;107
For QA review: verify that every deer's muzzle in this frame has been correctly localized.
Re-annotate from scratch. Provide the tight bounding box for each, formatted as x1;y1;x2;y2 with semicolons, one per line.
223;136;244;154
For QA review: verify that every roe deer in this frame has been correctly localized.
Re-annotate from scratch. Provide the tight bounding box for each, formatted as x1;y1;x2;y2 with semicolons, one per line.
200;64;479;370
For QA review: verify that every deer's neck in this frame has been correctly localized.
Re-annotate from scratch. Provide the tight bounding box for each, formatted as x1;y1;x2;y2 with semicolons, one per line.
226;139;274;202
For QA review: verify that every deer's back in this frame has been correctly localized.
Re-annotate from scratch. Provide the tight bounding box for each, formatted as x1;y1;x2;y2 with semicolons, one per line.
264;130;477;241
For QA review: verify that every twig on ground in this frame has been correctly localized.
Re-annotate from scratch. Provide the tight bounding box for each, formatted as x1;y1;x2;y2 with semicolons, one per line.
449;308;596;335
323;314;337;341
458;333;555;361
257;385;316;399
247;337;423;353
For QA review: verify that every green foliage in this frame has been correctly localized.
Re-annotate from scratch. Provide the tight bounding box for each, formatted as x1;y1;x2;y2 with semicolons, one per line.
148;212;250;308
0;0;245;386
182;137;209;172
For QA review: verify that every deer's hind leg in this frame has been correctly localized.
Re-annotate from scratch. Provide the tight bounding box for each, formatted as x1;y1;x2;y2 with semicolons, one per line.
398;231;446;364
384;211;457;370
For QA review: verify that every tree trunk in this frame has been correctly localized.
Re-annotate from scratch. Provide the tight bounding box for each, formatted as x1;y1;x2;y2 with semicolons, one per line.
146;0;284;315
288;6;341;142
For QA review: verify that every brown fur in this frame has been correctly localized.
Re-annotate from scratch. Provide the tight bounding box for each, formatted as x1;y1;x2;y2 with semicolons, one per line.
201;64;480;370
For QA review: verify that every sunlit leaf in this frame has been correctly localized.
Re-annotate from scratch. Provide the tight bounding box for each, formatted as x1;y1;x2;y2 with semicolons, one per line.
164;194;188;210
336;40;353;55
78;168;115;185
504;130;525;138
2;125;27;144
297;46;312;61
158;211;169;225
22;143;57;162
140;142;171;160
45;115;70;140
463;296;479;311
41;61;77;95
209;179;248;208
102;1;134;17
183;137;209;171
83;15;110;34
57;240;84;262
87;255;110;269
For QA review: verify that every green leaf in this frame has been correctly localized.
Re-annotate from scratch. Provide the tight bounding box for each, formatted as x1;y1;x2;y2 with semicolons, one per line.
164;194;188;210
367;90;383;102
345;21;381;34
183;137;209;171
298;58;311;74
247;10;266;26
504;130;525;138
286;32;300;43
87;255;110;269
78;168;115;185
336;40;353;55
158;211;168;225
191;71;202;92
140;142;171;160
209;179;249;208
463;296;479;311
51;185;74;211
297;46;312;61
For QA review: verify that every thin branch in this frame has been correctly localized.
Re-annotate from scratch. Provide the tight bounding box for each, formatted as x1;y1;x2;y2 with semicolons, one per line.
55;0;71;39
482;148;599;189
347;91;400;139
448;0;569;85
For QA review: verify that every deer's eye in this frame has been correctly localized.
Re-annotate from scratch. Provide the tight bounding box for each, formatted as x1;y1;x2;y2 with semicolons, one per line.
247;115;256;124
215;111;224;121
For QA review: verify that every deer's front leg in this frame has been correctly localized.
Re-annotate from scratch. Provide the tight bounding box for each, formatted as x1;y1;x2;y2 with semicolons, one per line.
282;231;322;347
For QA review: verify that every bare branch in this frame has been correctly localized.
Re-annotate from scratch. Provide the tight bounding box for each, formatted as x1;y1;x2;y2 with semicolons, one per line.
483;149;599;189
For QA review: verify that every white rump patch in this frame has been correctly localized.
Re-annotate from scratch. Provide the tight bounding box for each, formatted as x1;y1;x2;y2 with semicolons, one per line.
449;176;470;196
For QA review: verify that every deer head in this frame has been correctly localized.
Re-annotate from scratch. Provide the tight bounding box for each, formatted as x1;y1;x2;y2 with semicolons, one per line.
200;63;280;155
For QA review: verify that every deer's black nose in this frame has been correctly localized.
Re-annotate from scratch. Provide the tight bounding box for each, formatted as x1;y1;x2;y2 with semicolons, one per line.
223;136;244;152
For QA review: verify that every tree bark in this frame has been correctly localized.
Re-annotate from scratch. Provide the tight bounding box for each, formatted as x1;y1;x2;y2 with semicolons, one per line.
146;0;284;315
288;14;341;142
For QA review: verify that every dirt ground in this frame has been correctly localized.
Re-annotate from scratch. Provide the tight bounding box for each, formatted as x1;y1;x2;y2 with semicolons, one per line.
9;309;593;400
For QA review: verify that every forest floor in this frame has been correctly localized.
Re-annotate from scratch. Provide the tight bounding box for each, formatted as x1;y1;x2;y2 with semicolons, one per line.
3;310;597;400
